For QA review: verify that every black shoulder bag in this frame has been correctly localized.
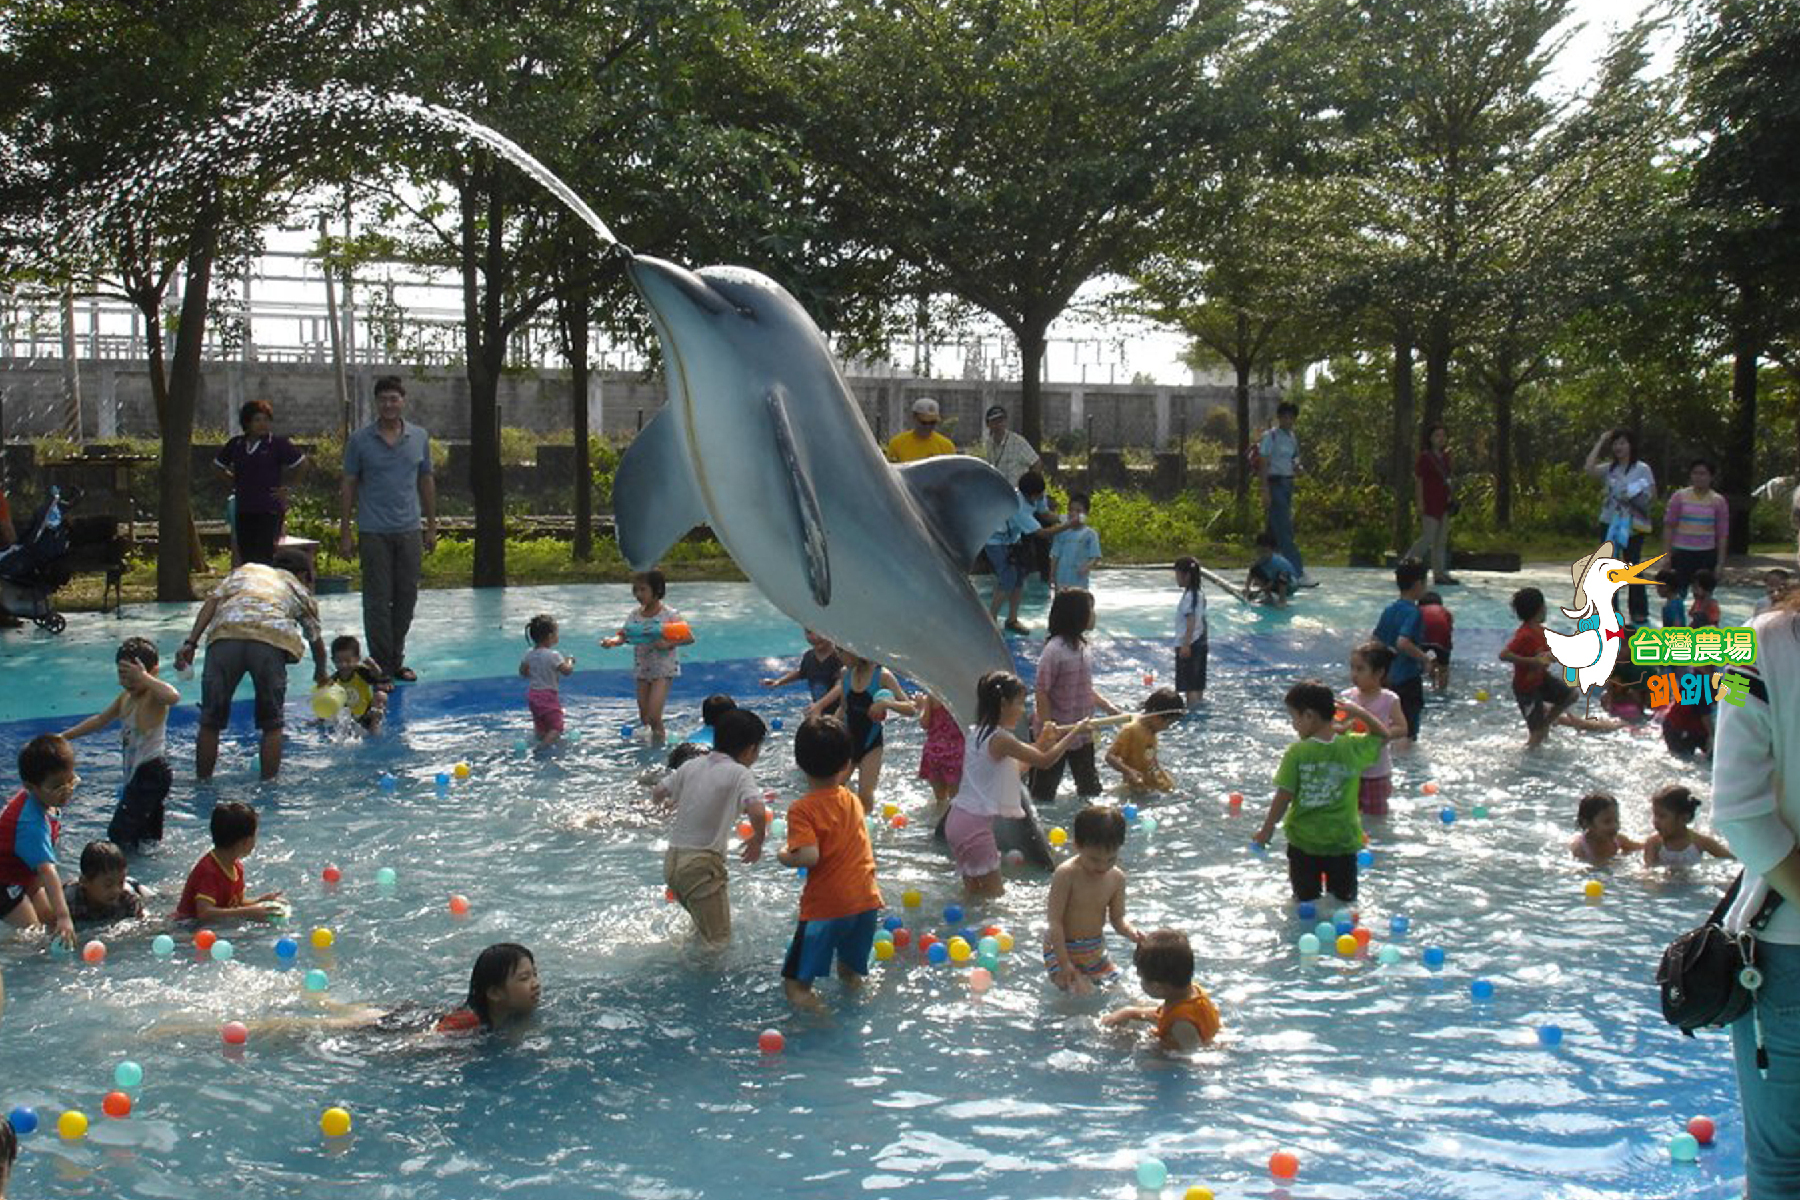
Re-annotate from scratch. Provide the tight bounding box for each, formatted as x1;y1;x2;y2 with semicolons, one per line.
1657;869;1783;1072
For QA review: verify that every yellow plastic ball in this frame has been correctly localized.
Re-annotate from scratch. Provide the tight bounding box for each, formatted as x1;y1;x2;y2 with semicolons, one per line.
320;1106;352;1137
1584;880;1604;899
1475;689;1490;702
311;927;335;949
58;1110;88;1140
1335;933;1358;957
996;932;1014;954
453;762;471;780
873;940;895;961
1048;827;1068;847
1185;1189;1215;1200
881;802;898;819
947;937;972;962
902;890;922;909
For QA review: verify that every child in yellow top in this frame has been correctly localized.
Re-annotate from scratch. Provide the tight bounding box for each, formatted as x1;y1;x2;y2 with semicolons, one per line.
1104;689;1184;792
1101;928;1220;1050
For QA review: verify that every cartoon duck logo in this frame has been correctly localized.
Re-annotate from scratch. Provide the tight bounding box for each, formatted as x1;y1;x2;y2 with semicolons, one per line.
1544;541;1665;692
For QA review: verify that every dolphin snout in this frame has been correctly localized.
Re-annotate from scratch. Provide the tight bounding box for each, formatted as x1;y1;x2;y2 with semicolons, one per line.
627;254;736;318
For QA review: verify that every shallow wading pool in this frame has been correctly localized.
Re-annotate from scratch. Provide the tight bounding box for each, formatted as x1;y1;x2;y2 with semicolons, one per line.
0;569;1762;1198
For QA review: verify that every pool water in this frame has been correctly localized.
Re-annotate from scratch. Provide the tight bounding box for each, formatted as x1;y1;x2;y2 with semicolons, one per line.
0;568;1763;1199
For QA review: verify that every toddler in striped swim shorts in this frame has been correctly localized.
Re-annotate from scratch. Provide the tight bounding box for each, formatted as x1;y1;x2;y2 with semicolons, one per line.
1043;805;1144;994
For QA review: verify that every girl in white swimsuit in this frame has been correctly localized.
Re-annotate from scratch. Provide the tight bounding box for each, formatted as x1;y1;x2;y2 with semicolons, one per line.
1642;783;1734;868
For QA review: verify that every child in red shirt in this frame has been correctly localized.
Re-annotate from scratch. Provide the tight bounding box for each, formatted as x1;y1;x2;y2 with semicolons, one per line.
777;716;883;1010
174;801;284;921
1418;590;1454;692
1499;588;1579;749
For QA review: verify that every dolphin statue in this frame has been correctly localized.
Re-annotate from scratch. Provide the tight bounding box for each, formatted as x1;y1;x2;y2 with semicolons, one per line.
611;255;1021;732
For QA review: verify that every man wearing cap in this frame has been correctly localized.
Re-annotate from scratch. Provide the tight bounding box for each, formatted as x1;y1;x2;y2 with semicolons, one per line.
980;406;1040;488
888;398;957;463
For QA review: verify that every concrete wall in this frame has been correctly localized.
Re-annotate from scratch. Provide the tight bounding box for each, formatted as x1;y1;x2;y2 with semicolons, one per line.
0;358;1281;450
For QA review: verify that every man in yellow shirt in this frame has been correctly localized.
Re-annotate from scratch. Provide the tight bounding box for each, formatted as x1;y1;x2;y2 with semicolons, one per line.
887;398;957;463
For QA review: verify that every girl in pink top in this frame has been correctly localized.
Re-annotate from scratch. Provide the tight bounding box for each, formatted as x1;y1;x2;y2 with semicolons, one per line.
1341;641;1406;816
1662;458;1729;596
1028;590;1121;805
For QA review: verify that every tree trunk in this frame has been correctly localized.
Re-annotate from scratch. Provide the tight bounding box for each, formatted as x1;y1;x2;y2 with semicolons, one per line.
157;232;217;601
1726;320;1760;557
1233;311;1252;503
463;181;507;588
1494;377;1516;530
1016;322;1048;449
565;283;593;562
1390;321;1415;555
1422;313;1451;431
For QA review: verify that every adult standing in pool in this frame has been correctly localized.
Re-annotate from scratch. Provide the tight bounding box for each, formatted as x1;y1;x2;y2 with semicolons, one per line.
979;405;1040;490
1582;428;1655;625
339;377;437;683
214;399;308;566
887;397;957;463
1405;422;1458;586
1712;587;1800;1196
1661;457;1730;597
1258;401;1308;586
173;549;329;782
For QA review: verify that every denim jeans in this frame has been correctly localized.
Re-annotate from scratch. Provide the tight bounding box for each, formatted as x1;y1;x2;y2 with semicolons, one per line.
1732;940;1800;1197
1266;475;1303;577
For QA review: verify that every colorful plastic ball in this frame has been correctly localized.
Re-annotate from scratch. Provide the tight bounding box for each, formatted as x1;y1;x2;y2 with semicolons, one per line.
375;867;398;890
874;930;894;948
378;773;398;792
769;818;788;842
795;867;808;880
1390;915;1410;936
434;772;450;787
1439;806;1456;824
1377;945;1401;965
47;935;69;960
927;942;949;964
449;895;471;917
620;725;635;738
1185;1189;1215;1200
883;916;904;932
737;820;753;840
1423;946;1447;969
114;1060;144;1089
1314;921;1336;943
304;969;330;992
57;1110;88;1140
320;1106;353;1137
948;937;973;963
1688;1116;1715;1145
944;903;965;925
1250;840;1267;854
211;939;234;962
977;951;1000;972
1475;689;1490;701
970;967;994;993
1538;1024;1563;1047
1136;1157;1168;1190
873;940;895;961
1122;803;1139;822
453;762;471;780
152;934;176;958
1352;927;1373;949
273;936;299;961
102;1091;131;1119
1336;933;1358;956
221;1021;249;1046
1584;880;1604;899
893;928;913;949
1139;815;1159;836
1005;849;1026;867
1334;914;1355;935
978;936;1000;958
1472;804;1490;819
82;939;107;964
758;1029;785;1054
902;890;922;909
311;927;335;949
1228;791;1244;807
8;1105;37;1135
1048;826;1068;847
322;864;342;884
1422;781;1440;795
1669;1132;1699;1162
194;929;218;952
1298;933;1321;955
1357;849;1375;869
1470;978;1496;1001
890;813;909;829
1270;1149;1300;1179
1296;901;1317;920
771;717;784;731
1143;672;1155;685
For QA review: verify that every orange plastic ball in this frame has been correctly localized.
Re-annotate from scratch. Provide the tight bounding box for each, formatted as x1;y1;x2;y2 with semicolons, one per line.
194;930;217;952
82;940;107;964
448;894;471;917
757;1029;785;1054
1270;1150;1300;1180
737;821;753;839
890;813;909;829
322;864;342;884
102;1091;132;1119
1352;927;1373;948
1422;781;1440;795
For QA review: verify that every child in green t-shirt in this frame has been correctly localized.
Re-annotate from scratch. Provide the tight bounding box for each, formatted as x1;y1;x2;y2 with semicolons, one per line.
1252;681;1395;904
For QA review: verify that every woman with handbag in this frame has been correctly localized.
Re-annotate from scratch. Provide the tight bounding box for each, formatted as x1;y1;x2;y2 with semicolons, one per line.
1583;428;1656;624
1713;588;1800;1194
1406;422;1458;585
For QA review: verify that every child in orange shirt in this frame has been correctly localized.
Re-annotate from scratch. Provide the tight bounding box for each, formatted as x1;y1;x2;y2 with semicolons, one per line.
777;716;883;1010
1101;928;1220;1050
174;801;284;922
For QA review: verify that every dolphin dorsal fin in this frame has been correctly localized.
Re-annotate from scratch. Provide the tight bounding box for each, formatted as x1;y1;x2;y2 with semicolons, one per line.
612;407;708;569
894;455;1021;567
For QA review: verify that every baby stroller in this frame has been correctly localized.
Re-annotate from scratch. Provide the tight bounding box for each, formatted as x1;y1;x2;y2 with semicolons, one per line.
0;485;79;634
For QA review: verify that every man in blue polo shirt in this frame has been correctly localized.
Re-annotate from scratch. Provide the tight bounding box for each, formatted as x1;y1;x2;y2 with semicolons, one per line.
339;377;437;683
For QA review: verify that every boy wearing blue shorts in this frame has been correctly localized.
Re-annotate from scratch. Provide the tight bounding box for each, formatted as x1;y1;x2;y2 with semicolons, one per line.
778;715;883;1010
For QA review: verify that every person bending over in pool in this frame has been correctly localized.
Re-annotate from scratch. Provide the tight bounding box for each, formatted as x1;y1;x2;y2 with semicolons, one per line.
1570;791;1642;864
1100;928;1220;1051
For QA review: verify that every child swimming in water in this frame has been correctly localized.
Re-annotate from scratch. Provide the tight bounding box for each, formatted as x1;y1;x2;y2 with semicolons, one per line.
1100;928;1221;1051
1569;791;1643;864
1044;805;1142;994
805;648;916;814
1641;784;1733;868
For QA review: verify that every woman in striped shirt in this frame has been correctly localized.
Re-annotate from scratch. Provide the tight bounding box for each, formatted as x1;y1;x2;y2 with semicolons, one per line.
1662;458;1729;596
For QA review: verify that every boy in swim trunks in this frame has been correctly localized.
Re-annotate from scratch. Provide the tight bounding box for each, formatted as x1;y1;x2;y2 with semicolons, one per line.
1044;805;1143;993
776;716;883;1010
1101;928;1221;1050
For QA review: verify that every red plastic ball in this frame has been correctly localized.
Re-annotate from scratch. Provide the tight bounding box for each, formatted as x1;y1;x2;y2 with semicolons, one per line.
322;865;342;884
194;930;217;952
1270;1150;1300;1180
82;940;107;964
1422;781;1440;795
757;1029;785;1054
448;894;471;917
664;887;676;903
1687;1116;1715;1145
1228;792;1244;806
1352;927;1373;948
890;813;909;829
102;1091;132;1119
892;928;912;949
221;1020;249;1047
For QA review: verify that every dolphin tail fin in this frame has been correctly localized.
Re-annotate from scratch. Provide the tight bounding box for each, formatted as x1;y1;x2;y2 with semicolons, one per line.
612;407;707;569
894;455;1020;567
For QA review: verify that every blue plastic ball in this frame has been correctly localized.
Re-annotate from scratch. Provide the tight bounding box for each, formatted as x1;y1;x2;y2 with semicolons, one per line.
1670;1132;1700;1163
1136;1157;1168;1190
1440;806;1456;824
114;1061;144;1089
795;867;808;880
152;933;176;958
378;773;398;792
977;951;1000;972
304;968;330;992
978;936;1000;957
770;717;784;731
7;1105;37;1135
1296;901;1318;921
873;929;893;945
274;936;299;960
1122;803;1139;822
1537;1024;1563;1047
1470;978;1495;1001
620;724;635;738
48;938;69;960
927;942;949;964
435;772;450;787
1334;915;1355;935
883;916;904;932
1390;915;1410;936
1251;840;1267;854
1423;946;1447;969
1357;848;1375;869
1314;921;1336;943
1376;945;1402;965
944;904;964;925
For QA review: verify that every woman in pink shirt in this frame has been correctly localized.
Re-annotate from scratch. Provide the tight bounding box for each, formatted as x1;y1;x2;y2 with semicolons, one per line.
1662;458;1729;597
1028;590;1121;805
